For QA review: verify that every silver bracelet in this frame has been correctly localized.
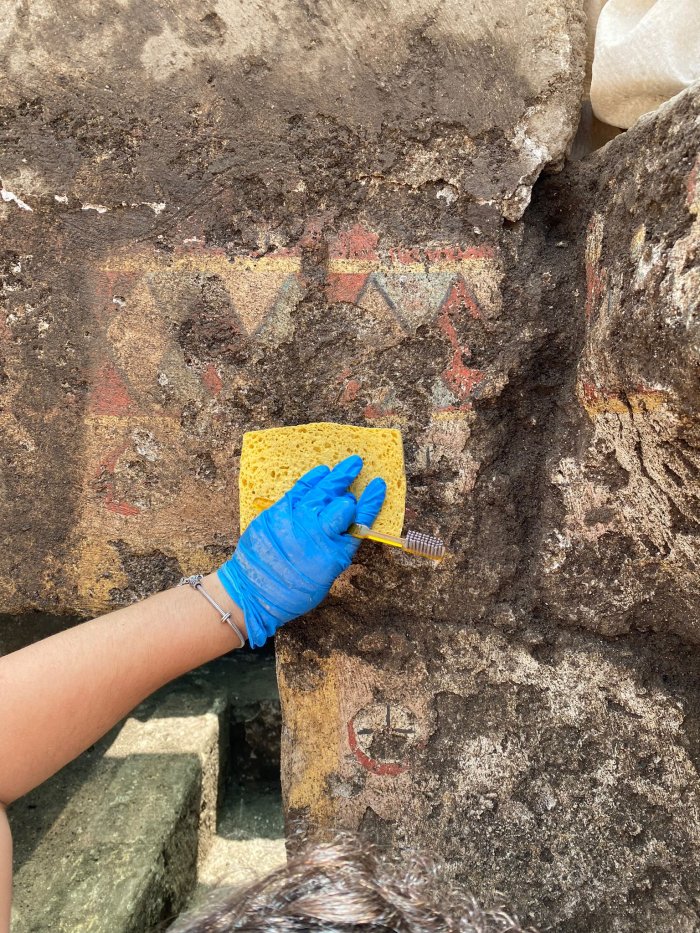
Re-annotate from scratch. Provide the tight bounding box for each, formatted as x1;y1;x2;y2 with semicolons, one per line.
178;573;246;648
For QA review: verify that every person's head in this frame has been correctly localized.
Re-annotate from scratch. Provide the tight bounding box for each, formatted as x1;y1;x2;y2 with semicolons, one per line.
169;836;530;933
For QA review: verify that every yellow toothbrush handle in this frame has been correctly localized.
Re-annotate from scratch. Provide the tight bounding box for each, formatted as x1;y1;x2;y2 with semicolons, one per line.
349;523;405;548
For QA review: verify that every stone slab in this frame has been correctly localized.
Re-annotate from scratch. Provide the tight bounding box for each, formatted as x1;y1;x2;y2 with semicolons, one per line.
9;654;280;931
0;0;587;616
278;609;700;932
1;3;699;932
9;673;227;932
533;83;700;645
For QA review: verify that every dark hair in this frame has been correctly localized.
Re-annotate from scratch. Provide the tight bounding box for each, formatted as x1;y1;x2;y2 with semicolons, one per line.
168;836;531;933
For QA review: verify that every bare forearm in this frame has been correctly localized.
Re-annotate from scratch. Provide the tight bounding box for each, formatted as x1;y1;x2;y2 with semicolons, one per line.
0;807;9;933
0;573;244;805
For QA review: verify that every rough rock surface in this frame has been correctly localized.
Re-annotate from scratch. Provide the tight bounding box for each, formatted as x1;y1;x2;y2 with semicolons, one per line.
0;0;585;226
536;94;700;645
1;2;698;931
280;625;700;931
278;88;700;932
0;0;585;615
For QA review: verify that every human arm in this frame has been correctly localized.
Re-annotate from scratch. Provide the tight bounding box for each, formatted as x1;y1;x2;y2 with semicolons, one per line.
0;455;384;802
0;573;242;933
0;455;385;929
0;571;244;805
0;808;10;933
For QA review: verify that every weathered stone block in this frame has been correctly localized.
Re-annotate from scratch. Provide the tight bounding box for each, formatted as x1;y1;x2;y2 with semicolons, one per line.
10;687;224;932
279;624;700;931
534;87;700;645
277;87;700;931
0;0;587;615
0;0;585;224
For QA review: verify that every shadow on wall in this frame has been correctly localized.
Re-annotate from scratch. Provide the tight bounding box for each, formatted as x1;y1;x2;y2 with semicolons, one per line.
0;612;84;655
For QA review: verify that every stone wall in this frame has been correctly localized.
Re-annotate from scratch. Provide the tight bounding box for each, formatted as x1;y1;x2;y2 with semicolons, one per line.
1;2;699;930
0;0;585;614
278;87;700;931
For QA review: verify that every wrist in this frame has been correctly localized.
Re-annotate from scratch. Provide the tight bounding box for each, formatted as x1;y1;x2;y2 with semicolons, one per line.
216;558;274;650
201;571;248;643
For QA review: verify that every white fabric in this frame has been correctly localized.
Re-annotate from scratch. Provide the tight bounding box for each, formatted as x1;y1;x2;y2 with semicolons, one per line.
590;0;700;128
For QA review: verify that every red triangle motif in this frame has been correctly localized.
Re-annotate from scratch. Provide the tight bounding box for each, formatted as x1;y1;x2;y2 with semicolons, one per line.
441;276;482;320
88;361;134;416
326;272;369;303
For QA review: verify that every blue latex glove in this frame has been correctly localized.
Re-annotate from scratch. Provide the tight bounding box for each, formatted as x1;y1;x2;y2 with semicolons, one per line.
218;455;387;648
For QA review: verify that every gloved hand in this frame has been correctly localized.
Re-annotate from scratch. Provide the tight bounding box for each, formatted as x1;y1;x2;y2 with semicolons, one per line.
218;455;387;648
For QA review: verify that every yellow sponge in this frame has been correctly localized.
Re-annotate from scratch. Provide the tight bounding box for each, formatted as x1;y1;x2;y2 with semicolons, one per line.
239;423;406;535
